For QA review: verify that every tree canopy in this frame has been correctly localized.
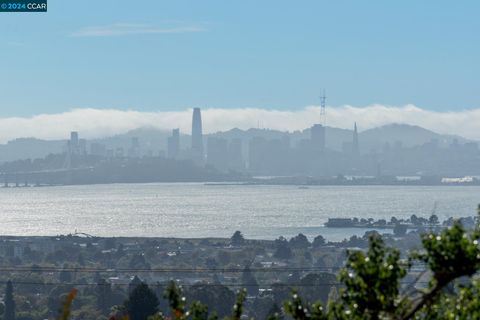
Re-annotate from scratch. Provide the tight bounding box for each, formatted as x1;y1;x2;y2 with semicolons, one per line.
125;282;159;320
4;280;15;320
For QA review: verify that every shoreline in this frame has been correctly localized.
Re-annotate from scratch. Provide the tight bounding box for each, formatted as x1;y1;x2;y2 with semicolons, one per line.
1;180;480;189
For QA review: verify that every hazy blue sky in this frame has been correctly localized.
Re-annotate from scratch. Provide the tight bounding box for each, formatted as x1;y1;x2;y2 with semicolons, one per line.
0;0;478;116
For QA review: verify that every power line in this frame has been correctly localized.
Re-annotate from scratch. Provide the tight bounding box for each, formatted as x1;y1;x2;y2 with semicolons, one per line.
0;264;428;274
0;267;339;273
0;280;432;288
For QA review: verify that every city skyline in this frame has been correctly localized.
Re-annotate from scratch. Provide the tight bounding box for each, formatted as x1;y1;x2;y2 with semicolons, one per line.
2;106;479;184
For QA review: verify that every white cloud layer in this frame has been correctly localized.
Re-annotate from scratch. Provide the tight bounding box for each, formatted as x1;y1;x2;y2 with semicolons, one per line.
1;105;480;143
71;23;206;37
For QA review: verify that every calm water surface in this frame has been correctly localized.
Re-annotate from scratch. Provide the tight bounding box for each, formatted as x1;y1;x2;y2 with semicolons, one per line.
0;183;478;241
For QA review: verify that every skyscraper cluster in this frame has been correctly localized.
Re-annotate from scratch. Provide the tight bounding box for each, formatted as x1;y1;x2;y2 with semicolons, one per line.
163;108;364;175
65;107;364;176
166;108;245;172
67;131;86;155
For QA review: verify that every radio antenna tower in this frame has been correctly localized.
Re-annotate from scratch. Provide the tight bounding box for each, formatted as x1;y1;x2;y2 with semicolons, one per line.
320;89;327;126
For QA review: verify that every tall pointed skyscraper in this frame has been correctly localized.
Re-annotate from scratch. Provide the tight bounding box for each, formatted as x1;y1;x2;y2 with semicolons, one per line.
191;108;204;165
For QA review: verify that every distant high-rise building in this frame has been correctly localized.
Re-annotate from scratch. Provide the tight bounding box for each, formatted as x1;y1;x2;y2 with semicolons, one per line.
67;131;82;155
90;142;107;157
248;136;291;174
207;137;228;171
78;139;87;155
352;122;359;156
128;137;140;158
248;136;267;172
70;132;79;146
106;149;114;158
167;129;180;159
191;108;204;165
228;138;245;172
310;124;326;152
115;147;125;158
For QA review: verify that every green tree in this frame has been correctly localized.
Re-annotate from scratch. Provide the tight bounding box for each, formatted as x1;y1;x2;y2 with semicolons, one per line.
266;303;283;320
331;234;407;319
289;233;310;249
284;291;327;320
128;275;143;294
298;273;337;305
95;278;112;313
393;223;407;236
4;280;15;320
231;231;245;246
125;282;159;320
153;280;211;320
312;235;326;248
273;237;293;260
429;214;439;225
187;283;235;318
241;265;259;296
58;264;72;283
